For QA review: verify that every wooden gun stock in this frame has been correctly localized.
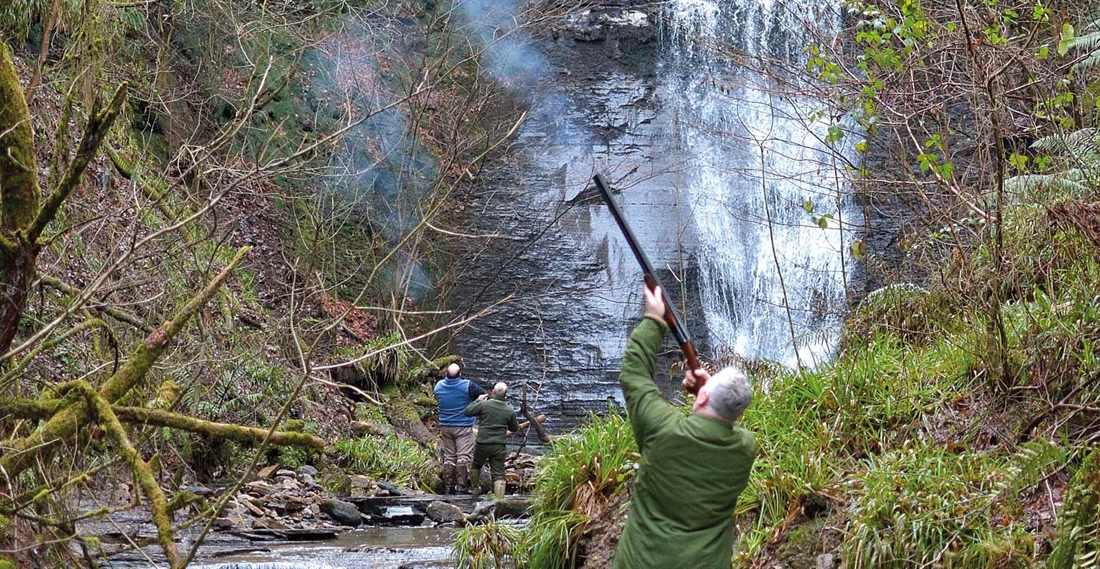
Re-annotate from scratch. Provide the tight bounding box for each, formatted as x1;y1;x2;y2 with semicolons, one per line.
593;174;705;394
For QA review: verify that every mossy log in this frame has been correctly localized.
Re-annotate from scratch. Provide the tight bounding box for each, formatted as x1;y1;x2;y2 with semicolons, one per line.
0;247;250;476
384;396;436;447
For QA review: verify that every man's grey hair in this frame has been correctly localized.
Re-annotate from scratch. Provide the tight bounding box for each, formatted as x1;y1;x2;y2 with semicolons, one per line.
705;367;752;423
493;382;507;395
446;363;461;377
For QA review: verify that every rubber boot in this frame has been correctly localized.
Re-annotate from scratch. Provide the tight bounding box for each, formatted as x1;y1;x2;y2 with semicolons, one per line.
455;464;470;495
442;464;456;495
469;466;482;496
493;480;506;501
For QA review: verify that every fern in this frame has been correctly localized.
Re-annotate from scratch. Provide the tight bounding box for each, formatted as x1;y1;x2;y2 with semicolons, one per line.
1006;130;1099;198
1048;446;1100;569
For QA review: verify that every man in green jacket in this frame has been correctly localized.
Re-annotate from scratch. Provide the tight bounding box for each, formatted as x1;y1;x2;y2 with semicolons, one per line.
612;285;758;569
464;382;520;499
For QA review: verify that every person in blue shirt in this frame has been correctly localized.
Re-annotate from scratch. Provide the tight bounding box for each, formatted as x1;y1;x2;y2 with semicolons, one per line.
433;363;487;494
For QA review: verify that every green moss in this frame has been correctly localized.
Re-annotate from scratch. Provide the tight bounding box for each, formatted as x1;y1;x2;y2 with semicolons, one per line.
0;41;40;231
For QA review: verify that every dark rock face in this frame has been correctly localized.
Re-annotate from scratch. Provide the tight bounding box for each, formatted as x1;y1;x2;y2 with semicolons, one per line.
320;498;363;527
452;1;865;432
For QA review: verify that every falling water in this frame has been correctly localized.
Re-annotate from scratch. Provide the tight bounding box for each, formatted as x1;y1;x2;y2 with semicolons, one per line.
661;0;857;367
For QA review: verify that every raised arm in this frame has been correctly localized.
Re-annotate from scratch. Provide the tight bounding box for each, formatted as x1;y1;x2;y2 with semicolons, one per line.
464;399;484;417
620;286;680;451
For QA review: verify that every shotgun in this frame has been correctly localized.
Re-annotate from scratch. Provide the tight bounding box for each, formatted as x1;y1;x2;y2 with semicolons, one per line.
592;173;704;394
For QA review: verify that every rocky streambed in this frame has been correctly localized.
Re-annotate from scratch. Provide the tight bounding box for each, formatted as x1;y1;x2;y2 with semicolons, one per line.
88;464;533;568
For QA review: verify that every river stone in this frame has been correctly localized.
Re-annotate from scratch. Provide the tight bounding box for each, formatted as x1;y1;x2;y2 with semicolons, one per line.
425;501;464;523
377;481;402;496
379;506;424;526
321;498;362;527
276;469;297;478
298;465;318;477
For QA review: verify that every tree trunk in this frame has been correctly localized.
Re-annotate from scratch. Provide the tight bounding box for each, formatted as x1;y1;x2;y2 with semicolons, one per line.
0;242;40;376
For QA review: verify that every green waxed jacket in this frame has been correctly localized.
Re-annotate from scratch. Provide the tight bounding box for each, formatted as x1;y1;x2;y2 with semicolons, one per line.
612;317;758;569
464;394;519;445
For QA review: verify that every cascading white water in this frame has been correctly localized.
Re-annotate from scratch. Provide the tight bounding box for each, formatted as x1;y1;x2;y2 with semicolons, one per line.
662;0;857;367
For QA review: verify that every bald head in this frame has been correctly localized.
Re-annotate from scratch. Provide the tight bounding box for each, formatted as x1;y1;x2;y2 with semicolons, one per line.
696;366;752;423
492;382;507;396
446;363;461;378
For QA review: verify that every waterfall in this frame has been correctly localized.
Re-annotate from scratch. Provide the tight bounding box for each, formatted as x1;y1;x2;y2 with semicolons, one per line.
661;0;857;367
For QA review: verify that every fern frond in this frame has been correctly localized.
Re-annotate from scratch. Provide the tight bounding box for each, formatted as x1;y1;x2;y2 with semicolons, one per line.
1073;50;1100;73
1004;172;1093;196
1031;129;1100;165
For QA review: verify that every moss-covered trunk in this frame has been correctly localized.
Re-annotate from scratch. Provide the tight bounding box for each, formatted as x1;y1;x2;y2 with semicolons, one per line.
0;41;43;358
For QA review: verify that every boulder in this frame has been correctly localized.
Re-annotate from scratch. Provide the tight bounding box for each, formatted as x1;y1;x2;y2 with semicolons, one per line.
425;501;464;524
817;553;839;569
321;498;363;527
276;469;298;478
298;465;319;477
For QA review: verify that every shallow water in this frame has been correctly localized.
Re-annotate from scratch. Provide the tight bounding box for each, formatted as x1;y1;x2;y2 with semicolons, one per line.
101;527;456;569
193;527;456;569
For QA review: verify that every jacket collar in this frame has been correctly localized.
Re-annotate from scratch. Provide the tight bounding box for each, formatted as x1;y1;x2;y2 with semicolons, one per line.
491;393;506;401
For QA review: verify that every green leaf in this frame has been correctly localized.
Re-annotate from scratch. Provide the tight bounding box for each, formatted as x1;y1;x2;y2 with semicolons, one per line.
1057;23;1075;56
855;141;869;153
1008;152;1029;171
1036;45;1050;60
817;217;828;229
851;239;866;259
804;200;814;213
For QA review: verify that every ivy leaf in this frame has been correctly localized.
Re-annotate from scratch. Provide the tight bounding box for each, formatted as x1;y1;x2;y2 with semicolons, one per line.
1008;152;1028;171
803;200;814;213
817;217;828;229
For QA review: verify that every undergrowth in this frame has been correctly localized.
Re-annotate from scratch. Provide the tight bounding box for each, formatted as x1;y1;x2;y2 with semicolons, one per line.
333;433;435;490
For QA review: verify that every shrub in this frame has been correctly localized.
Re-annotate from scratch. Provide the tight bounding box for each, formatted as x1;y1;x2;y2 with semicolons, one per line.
453;519;527;569
524;411;638;569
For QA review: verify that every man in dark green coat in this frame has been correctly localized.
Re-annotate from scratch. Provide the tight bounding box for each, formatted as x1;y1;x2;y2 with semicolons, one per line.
464;382;520;499
612;285;758;569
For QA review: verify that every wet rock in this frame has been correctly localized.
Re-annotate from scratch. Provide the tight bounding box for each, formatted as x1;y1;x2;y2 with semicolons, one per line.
253;517;287;530
212;517;234;530
258;464;280;479
817;553;839;569
425;501;464;523
299;473;315;486
182;485;216;497
321;498;362;527
556;8;654;43
468;498;531;522
298;465;319;477
276;469;297;478
379;506;424;526
377;481;403;496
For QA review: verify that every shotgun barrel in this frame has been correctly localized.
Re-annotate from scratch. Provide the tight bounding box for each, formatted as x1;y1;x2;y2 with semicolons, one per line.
592;173;704;394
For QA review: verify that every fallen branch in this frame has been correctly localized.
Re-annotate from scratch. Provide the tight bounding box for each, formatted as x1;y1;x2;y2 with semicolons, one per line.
0;399;324;448
0;247;250;476
63;380;181;568
37;275;153;333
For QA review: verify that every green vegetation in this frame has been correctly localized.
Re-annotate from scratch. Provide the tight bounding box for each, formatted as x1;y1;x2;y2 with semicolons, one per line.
453;518;527;569
333;433;435;490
